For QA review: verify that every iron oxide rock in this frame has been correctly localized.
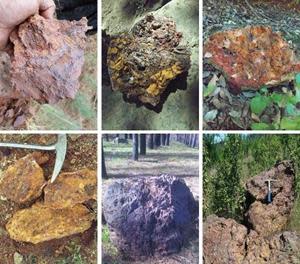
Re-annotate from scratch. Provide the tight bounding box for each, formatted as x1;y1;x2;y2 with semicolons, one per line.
103;175;198;259
6;203;94;244
0;153;48;204
44;168;97;208
10;14;88;104
107;14;190;108
203;215;247;264
204;26;300;93
245;160;295;236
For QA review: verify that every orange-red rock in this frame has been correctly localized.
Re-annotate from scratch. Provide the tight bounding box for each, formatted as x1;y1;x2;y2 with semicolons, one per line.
44;169;97;208
0;153;47;204
204;26;300;93
10;14;88;104
6;203;94;244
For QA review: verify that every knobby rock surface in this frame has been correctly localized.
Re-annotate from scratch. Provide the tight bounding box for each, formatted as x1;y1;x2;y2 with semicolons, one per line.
103;175;198;259
107;14;190;108
204;160;300;264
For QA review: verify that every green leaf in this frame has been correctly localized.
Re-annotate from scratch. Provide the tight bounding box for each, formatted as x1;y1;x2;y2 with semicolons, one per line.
295;73;300;89
280;116;300;130
250;95;270;115
204;74;218;97
259;86;268;95
285;103;298;116
72;92;96;120
204;109;218;121
251;122;273;130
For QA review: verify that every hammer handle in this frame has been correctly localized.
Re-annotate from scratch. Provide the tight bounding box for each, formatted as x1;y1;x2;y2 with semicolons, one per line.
0;143;55;151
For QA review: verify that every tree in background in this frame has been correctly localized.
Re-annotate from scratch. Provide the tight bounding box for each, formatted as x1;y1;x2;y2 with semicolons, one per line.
102;144;107;179
140;134;146;155
132;134;139;161
154;134;161;148
166;134;170;146
147;134;154;149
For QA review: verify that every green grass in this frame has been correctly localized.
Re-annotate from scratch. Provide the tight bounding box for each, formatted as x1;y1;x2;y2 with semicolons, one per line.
102;225;119;258
55;242;86;264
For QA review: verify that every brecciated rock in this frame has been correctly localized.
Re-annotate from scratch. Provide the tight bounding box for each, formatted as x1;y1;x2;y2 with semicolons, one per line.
245;160;295;236
103;175;198;259
203;215;247;264
6;203;94;244
107;14;190;107
204;26;300;93
44;169;97;208
10;14;88;104
0;153;48;204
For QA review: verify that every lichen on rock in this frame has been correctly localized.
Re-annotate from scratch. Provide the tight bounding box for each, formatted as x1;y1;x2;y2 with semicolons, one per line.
44;169;97;208
0;152;48;205
107;14;190;108
6;203;94;244
10;14;89;104
204;26;300;93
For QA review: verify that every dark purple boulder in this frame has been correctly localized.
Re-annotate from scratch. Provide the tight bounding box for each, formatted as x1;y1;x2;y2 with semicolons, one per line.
103;175;198;259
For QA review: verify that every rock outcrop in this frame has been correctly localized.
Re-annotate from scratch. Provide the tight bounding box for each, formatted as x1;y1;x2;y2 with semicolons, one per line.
107;14;190;108
10;14;88;104
0;152;48;204
204;26;300;93
103;175;198;259
204;161;300;264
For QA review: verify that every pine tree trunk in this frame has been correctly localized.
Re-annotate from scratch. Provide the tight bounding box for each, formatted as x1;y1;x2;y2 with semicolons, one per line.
132;134;139;161
140;134;146;155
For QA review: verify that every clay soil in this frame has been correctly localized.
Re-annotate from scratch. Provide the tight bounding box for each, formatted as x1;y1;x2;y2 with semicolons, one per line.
0;134;97;264
102;140;199;264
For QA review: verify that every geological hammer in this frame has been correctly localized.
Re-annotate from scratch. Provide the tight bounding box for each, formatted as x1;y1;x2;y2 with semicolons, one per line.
265;179;277;203
0;134;67;183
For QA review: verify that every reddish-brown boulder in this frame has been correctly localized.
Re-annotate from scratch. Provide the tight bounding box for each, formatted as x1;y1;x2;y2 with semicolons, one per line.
10;14;88;104
204;26;300;93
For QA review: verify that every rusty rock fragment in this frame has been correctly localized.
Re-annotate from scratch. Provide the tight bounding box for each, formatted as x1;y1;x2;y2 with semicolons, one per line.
10;14;88;104
44;169;97;208
107;14;190;108
204;26;300;93
0;153;48;204
6;203;94;244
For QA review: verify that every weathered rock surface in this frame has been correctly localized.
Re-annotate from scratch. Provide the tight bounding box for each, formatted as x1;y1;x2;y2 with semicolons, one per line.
245;160;295;236
204;161;300;264
10;14;88;104
107;14;190;108
103;175;198;259
203;215;247;264
6;203;93;244
44;169;97;208
204;26;300;93
0;153;48;204
203;216;300;264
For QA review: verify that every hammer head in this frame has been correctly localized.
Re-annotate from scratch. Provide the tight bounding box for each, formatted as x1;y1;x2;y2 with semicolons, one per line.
51;134;67;183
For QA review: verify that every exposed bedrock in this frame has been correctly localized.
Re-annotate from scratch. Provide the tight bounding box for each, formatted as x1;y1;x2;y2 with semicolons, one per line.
204;161;300;264
103;175;198;260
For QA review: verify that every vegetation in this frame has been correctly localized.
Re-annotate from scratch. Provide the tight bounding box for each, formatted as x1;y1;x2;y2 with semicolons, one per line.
204;134;300;230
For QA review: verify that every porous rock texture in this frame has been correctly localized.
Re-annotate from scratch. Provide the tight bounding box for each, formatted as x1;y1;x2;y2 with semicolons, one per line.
103;175;198;259
204;26;300;93
0;152;49;204
107;14;190;108
44;169;97;208
10;14;88;104
6;203;94;244
204;160;300;264
245;160;295;236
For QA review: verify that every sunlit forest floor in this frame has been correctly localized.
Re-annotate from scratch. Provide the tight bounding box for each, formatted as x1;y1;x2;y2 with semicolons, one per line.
102;141;199;264
203;0;300;130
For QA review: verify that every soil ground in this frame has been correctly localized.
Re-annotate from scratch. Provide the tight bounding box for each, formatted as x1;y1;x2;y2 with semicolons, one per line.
102;140;199;264
203;0;300;130
0;134;97;264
